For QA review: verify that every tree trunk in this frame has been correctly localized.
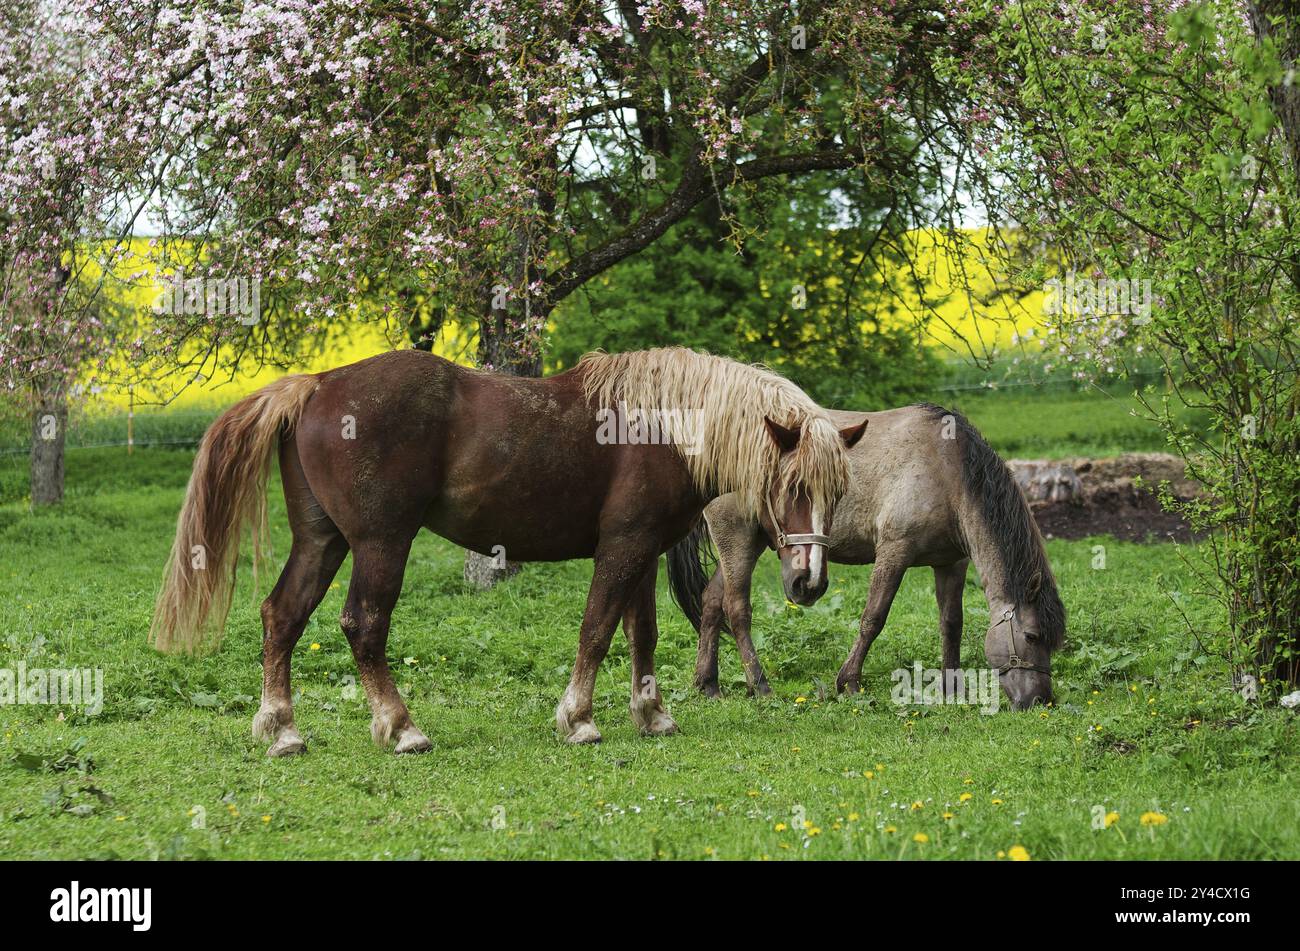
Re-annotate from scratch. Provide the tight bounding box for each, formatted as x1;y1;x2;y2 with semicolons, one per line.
462;222;546;590
30;379;67;506
1248;3;1300;183
463;546;521;589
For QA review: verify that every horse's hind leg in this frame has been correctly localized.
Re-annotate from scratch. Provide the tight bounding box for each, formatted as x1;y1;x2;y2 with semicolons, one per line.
254;441;350;756
696;524;768;697
693;567;726;697
340;538;430;754
728;579;771;698
624;561;678;736
935;560;969;699
255;532;349;755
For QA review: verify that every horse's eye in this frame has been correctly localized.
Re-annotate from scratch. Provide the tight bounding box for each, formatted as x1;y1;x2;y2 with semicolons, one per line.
1025;630;1041;642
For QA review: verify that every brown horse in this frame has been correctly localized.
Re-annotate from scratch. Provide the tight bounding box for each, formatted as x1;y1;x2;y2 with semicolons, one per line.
668;403;1064;711
150;347;867;754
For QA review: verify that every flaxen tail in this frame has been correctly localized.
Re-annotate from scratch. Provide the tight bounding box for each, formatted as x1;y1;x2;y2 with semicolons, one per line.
150;374;319;654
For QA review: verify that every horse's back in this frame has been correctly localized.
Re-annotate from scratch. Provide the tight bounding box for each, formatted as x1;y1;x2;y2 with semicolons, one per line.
824;405;967;565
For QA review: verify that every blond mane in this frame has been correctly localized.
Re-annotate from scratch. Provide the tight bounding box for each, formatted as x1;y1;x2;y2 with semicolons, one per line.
579;347;849;516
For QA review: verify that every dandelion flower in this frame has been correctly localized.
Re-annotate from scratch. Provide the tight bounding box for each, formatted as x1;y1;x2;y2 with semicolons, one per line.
913;833;929;844
959;793;973;803
1140;811;1168;826
309;643;321;651
1007;845;1031;861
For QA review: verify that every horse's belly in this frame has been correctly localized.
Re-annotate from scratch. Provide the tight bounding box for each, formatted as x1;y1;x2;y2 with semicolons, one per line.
423;458;604;561
422;506;598;561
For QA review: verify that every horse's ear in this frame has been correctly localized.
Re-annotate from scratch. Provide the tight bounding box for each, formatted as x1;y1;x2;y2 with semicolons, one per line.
839;419;868;449
1027;570;1042;599
763;417;801;453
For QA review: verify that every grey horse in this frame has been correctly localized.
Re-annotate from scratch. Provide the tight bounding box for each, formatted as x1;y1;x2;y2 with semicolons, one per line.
667;404;1065;711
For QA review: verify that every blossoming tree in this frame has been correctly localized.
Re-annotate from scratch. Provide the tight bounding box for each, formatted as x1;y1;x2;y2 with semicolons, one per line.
6;1;990;577
961;0;1300;684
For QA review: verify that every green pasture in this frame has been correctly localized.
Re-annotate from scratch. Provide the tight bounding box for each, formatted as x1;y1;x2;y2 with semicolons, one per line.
0;409;1294;859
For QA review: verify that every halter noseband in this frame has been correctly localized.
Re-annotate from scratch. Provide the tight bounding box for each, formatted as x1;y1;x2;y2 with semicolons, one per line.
764;492;831;551
776;530;832;549
992;608;1051;675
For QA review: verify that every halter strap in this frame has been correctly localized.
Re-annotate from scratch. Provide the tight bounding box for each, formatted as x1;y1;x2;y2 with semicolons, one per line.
777;531;832;548
763;491;831;551
992;608;1051;675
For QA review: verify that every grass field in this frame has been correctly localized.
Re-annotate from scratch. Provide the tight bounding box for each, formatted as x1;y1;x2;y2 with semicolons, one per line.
1;435;1296;860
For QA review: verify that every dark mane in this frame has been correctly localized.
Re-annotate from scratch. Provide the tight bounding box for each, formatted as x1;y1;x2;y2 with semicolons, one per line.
916;403;1066;651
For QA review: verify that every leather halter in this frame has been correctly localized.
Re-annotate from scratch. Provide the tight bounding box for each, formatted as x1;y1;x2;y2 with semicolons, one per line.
991;608;1051;675
777;530;831;549
764;492;831;551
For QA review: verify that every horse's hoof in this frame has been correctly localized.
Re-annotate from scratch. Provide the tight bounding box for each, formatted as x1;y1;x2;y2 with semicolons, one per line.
641;712;679;737
696;680;723;699
564;722;602;744
394;727;433;755
749;680;773;698
252;708;287;743
267;732;306;757
836;676;860;696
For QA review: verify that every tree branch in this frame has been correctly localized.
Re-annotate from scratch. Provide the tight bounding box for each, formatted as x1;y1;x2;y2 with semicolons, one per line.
544;146;864;306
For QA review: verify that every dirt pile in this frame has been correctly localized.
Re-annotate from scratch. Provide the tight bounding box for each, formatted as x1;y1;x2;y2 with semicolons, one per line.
1008;453;1203;543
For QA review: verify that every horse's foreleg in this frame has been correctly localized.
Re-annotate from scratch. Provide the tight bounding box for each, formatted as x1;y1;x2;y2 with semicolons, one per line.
935;560;969;698
836;557;909;695
725;572;771;697
693;568;726;697
340;538;430;754
254;534;349;757
623;562;678;736
556;545;656;744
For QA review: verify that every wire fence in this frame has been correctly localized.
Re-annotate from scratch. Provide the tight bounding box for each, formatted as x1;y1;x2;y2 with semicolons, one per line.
0;369;1164;460
0;410;216;457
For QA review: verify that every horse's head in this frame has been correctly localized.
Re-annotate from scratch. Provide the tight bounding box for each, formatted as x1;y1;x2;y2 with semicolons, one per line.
760;416;868;606
983;600;1054;711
